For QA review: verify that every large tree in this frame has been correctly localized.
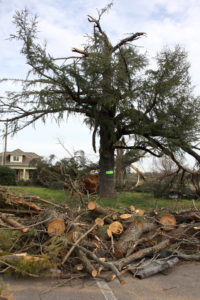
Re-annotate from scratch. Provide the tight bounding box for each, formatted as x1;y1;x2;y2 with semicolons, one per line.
0;5;200;198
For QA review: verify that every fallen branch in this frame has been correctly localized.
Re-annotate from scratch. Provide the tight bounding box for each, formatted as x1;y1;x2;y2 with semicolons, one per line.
78;249;97;277
116;239;171;270
134;257;179;279
0;214;29;233
75;244;126;285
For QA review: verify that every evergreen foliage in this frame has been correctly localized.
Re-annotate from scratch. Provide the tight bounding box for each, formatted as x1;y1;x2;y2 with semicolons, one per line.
0;4;199;197
30;152;98;189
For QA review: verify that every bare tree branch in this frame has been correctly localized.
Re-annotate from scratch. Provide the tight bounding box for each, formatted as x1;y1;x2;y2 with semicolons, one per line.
112;32;146;52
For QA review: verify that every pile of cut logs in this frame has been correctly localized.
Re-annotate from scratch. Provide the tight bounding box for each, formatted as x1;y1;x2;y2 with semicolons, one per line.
0;186;200;283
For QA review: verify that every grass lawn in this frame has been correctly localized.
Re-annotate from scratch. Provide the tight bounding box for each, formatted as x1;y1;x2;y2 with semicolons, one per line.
7;186;200;211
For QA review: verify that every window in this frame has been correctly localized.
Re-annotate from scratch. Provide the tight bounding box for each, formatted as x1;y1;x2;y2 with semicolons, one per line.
10;155;23;163
13;156;20;162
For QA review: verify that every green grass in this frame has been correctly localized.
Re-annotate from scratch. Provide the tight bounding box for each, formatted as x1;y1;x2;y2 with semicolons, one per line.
8;186;67;205
97;192;200;211
7;186;200;211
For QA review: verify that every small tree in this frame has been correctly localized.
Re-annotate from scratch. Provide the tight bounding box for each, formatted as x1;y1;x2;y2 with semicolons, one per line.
0;4;199;198
0;166;16;185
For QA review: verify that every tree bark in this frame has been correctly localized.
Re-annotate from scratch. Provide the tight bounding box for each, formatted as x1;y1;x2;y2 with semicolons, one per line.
134;257;179;279
99;121;116;198
115;141;125;187
116;239;170;271
0;214;29;233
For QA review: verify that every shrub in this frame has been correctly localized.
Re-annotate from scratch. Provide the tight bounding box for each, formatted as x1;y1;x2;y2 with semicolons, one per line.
48;181;64;190
17;179;31;186
0;166;16;185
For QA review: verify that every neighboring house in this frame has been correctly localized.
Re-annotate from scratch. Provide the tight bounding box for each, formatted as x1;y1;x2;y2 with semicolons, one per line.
0;149;40;181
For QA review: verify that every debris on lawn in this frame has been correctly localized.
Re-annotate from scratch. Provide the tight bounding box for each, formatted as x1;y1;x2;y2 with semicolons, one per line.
0;186;200;284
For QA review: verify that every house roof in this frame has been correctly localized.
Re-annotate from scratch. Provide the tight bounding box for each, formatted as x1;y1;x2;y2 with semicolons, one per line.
0;149;40;167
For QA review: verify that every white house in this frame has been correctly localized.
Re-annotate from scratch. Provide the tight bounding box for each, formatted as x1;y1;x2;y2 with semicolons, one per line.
0;149;40;181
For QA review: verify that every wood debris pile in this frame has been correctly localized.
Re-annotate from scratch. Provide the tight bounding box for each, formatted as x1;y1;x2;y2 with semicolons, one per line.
0;186;200;284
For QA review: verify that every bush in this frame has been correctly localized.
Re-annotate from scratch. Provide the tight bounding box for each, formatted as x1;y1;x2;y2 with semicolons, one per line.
17;179;31;186
0;166;16;185
48;181;64;190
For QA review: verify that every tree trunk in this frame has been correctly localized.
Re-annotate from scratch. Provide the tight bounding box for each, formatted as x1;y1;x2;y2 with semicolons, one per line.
99;122;116;198
115;141;125;188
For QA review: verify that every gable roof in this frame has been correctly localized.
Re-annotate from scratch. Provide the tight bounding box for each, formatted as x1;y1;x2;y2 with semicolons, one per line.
0;149;40;167
5;149;40;157
8;149;25;155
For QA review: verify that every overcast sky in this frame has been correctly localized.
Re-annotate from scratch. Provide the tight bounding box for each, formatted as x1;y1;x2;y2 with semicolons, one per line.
0;0;200;169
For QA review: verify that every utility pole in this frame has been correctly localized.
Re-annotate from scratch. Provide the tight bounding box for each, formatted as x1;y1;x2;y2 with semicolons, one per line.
2;121;8;166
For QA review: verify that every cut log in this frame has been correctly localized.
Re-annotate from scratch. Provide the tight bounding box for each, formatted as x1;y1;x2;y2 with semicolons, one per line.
47;219;66;236
41;210;66;236
66;230;81;243
114;222;156;258
0;214;29;233
87;201;108;215
108;221;123;235
116;239;171;270
78;249;97;277
135;209;145;216
95;217;104;227
134;257;179;279
119;214;133;220
159;214;176;231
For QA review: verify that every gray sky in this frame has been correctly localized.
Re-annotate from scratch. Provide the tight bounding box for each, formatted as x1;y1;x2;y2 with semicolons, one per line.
0;0;200;169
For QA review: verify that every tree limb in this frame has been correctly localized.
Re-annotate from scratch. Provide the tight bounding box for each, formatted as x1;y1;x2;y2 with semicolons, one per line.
112;32;145;52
